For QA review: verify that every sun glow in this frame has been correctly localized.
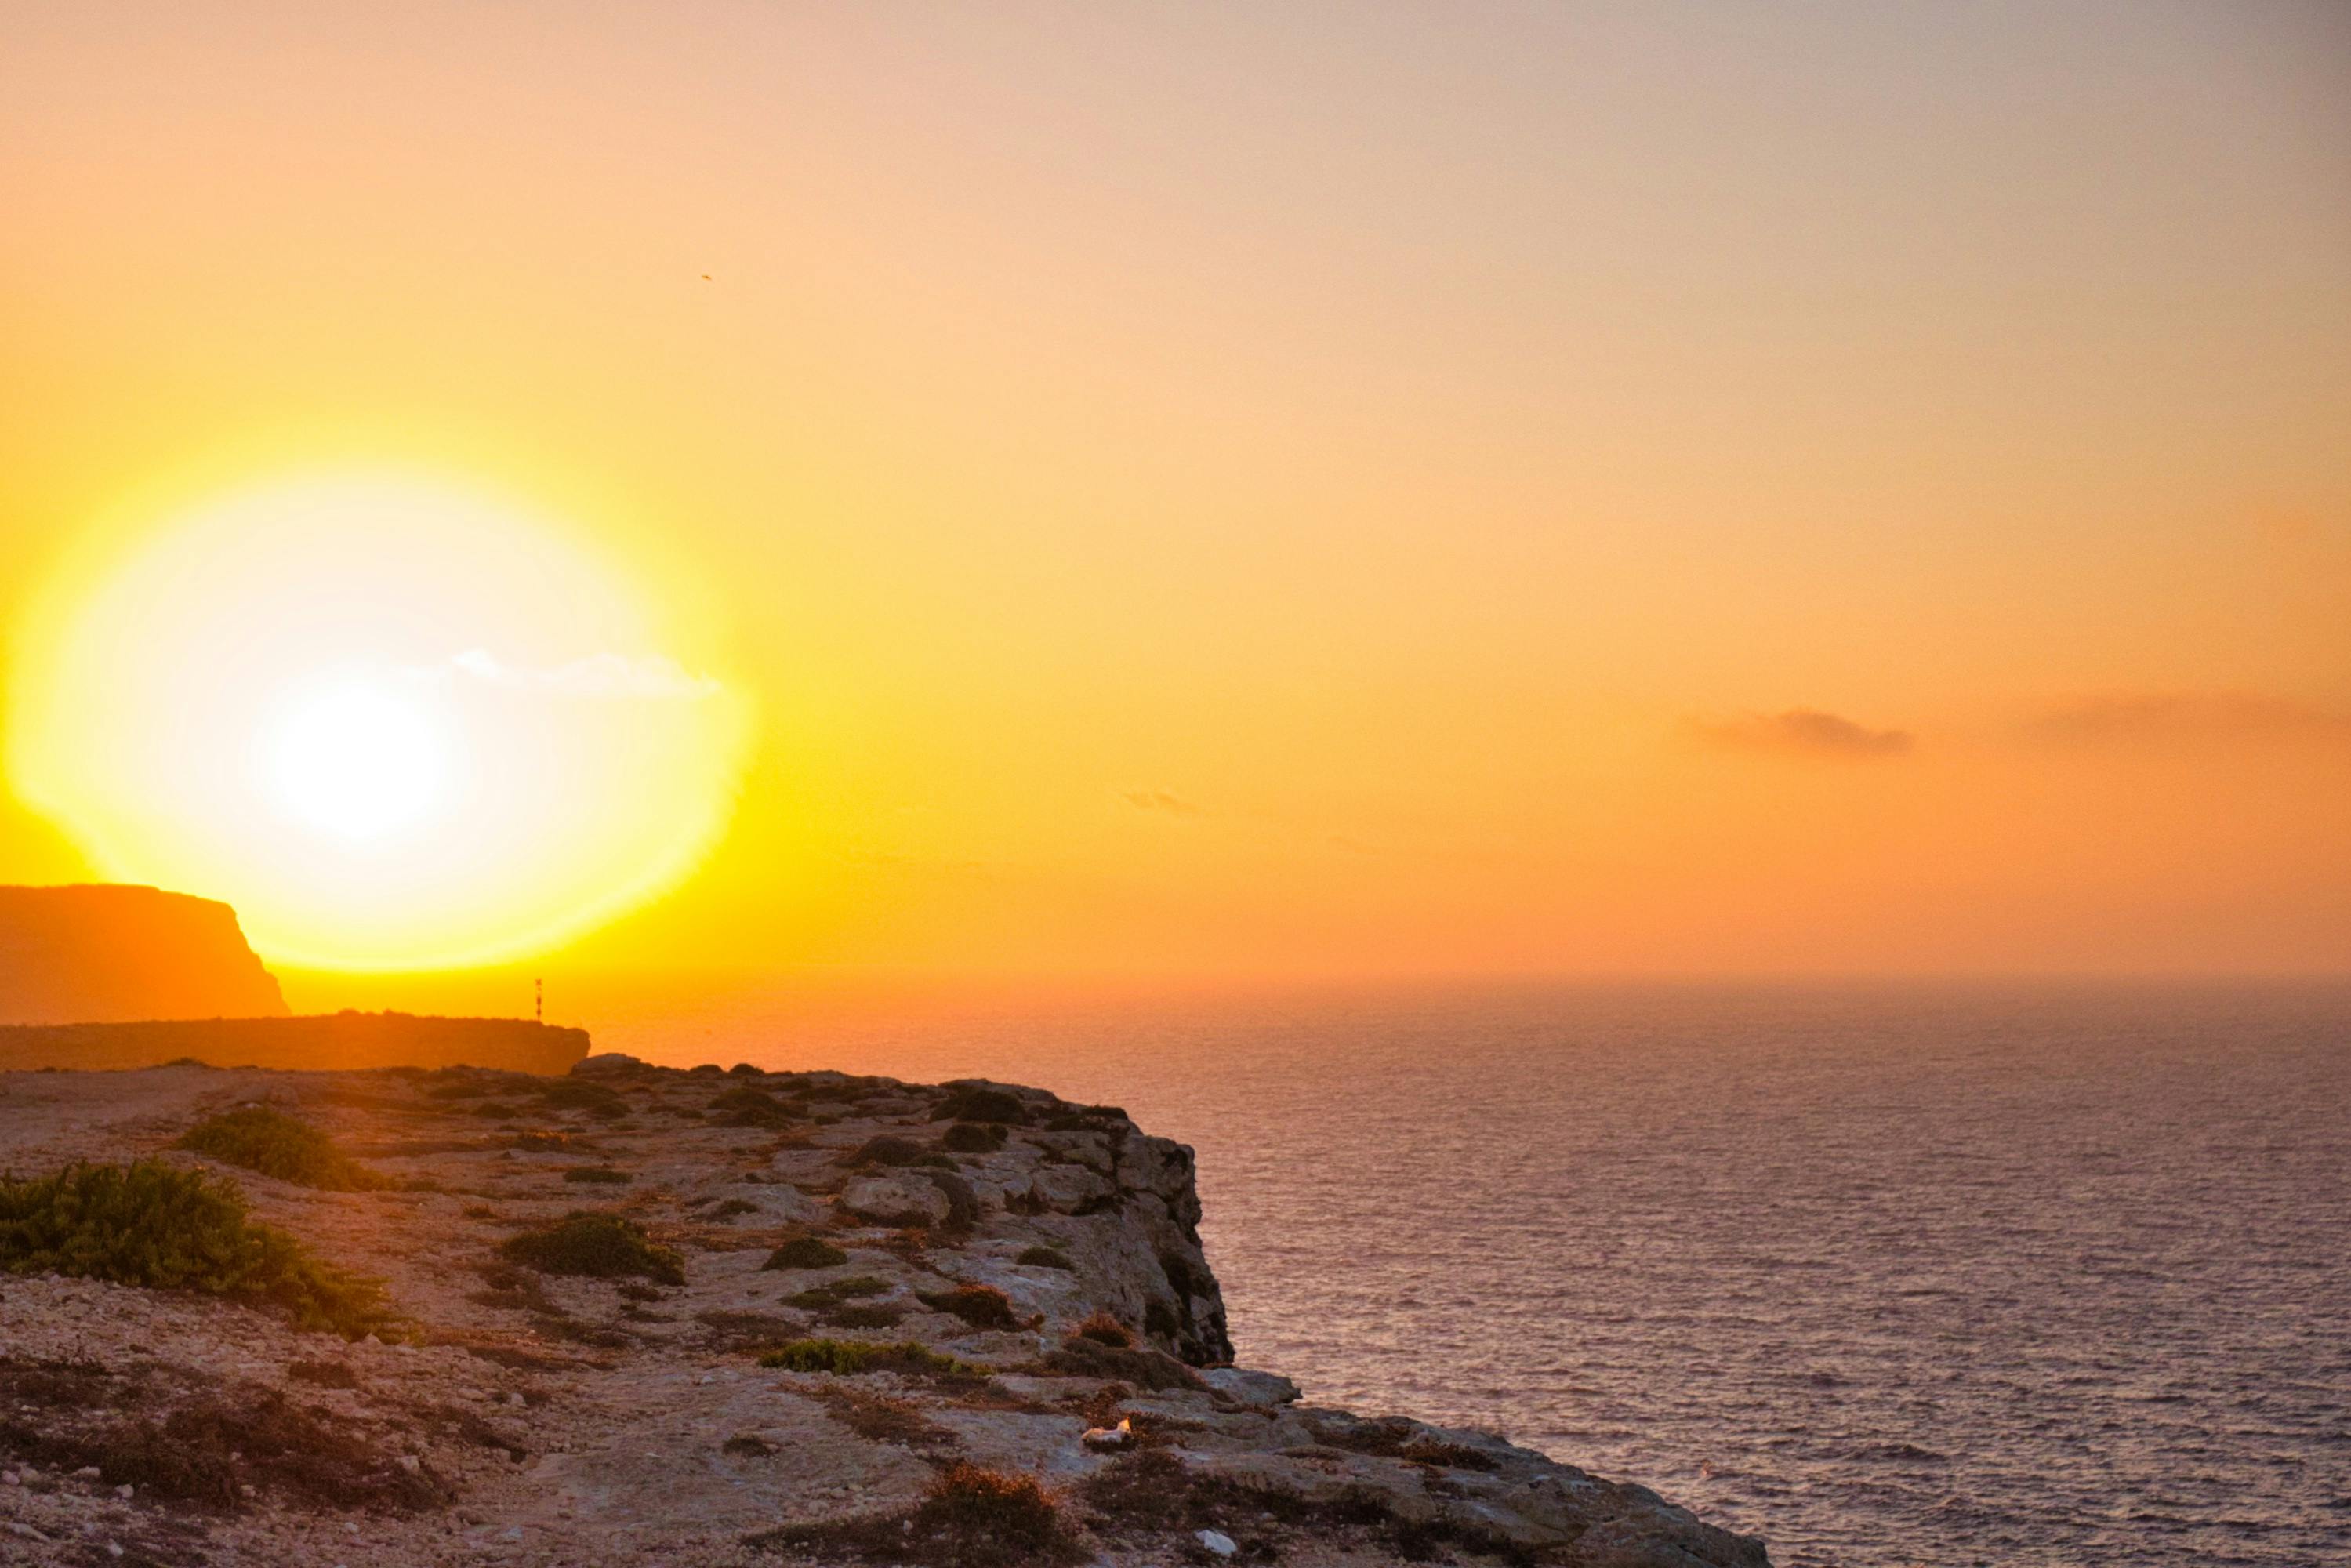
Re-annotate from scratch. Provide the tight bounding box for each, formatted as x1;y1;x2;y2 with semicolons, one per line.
9;474;754;971
260;673;456;843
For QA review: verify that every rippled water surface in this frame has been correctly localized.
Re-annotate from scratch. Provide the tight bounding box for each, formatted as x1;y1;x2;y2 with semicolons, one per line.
584;982;2351;1566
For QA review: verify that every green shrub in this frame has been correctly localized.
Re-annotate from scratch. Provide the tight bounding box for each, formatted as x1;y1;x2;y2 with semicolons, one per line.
175;1108;384;1191
762;1235;849;1271
941;1123;1006;1154
0;1162;391;1337
931;1087;1027;1126
755;1338;978;1376
1015;1245;1072;1271
498;1211;684;1285
562;1166;632;1185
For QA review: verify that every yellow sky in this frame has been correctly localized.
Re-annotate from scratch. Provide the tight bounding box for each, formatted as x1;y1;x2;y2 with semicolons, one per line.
3;2;2347;986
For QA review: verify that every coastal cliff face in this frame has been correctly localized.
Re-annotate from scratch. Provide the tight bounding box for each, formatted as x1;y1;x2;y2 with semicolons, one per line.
0;1056;1768;1567
0;884;288;1025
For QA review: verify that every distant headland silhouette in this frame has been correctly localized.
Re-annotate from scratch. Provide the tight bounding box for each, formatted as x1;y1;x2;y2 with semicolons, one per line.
0;883;583;1073
0;883;286;1025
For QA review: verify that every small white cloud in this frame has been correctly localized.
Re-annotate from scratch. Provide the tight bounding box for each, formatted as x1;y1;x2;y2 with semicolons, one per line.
444;649;723;700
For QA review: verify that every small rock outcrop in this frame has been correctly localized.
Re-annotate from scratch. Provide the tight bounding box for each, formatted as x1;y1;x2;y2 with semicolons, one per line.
0;883;288;1025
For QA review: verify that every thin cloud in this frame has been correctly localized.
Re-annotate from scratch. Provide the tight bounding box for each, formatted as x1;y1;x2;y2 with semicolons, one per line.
2030;692;2351;747
1687;708;1914;760
444;650;724;700
1120;789;1206;818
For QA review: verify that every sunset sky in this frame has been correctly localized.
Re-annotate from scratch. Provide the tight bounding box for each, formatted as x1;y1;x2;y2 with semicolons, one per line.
3;2;2347;989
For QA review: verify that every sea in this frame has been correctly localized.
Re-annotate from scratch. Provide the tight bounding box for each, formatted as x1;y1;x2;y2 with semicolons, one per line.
565;978;2351;1567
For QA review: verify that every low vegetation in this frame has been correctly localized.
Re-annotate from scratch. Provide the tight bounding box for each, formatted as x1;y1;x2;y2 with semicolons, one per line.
784;1276;892;1308
538;1079;630;1120
754;1338;978;1376
931;1087;1029;1126
497;1211;685;1285
709;1086;798;1128
561;1165;632;1185
1072;1311;1133;1347
846;1135;931;1169
1043;1334;1203;1392
941;1122;1007;1153
762;1234;849;1270
1015;1244;1073;1270
0;1359;445;1512
918;1283;1023;1331
176;1106;386;1190
0;1161;392;1337
807;1383;957;1449
695;1309;802;1352
753;1461;1081;1567
815;1301;905;1330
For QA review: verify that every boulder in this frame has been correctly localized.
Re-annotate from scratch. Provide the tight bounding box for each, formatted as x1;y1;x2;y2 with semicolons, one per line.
1201;1367;1301;1407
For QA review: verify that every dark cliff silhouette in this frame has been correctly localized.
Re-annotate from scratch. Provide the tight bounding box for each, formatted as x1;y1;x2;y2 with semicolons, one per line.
0;884;288;1025
0;1011;590;1074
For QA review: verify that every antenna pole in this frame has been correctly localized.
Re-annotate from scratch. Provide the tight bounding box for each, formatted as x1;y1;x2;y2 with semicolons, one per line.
535;978;543;1024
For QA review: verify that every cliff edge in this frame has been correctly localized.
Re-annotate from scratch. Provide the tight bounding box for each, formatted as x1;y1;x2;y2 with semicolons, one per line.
0;883;288;1025
0;1056;1769;1567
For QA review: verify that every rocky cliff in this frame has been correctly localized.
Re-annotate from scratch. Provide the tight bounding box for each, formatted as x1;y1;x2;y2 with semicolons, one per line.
0;1055;1769;1567
0;884;288;1025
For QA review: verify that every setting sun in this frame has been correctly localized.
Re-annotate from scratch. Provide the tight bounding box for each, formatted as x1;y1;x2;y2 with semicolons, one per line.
6;474;753;971
263;671;456;843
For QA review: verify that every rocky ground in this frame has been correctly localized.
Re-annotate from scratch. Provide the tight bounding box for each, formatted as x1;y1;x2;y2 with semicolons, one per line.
0;1056;1769;1567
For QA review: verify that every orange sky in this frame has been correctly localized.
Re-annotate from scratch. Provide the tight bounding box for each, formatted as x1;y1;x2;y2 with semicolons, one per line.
3;3;2347;989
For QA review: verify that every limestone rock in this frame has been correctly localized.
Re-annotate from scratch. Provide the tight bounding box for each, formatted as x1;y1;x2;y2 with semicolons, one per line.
1200;1367;1301;1407
839;1173;952;1228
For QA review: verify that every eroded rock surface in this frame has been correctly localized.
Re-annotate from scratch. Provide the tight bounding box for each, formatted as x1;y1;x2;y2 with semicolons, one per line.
0;1058;1769;1566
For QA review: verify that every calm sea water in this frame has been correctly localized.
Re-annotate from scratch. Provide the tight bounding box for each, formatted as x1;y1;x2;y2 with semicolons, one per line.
571;980;2351;1567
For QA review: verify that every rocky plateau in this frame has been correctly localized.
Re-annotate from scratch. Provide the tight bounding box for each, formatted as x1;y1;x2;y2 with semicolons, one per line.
0;1054;1769;1568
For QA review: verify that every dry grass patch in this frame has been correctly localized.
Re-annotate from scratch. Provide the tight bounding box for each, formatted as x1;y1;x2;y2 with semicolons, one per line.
755;1338;978;1376
808;1383;959;1450
918;1283;1025;1331
0;1358;445;1512
752;1462;1083;1566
